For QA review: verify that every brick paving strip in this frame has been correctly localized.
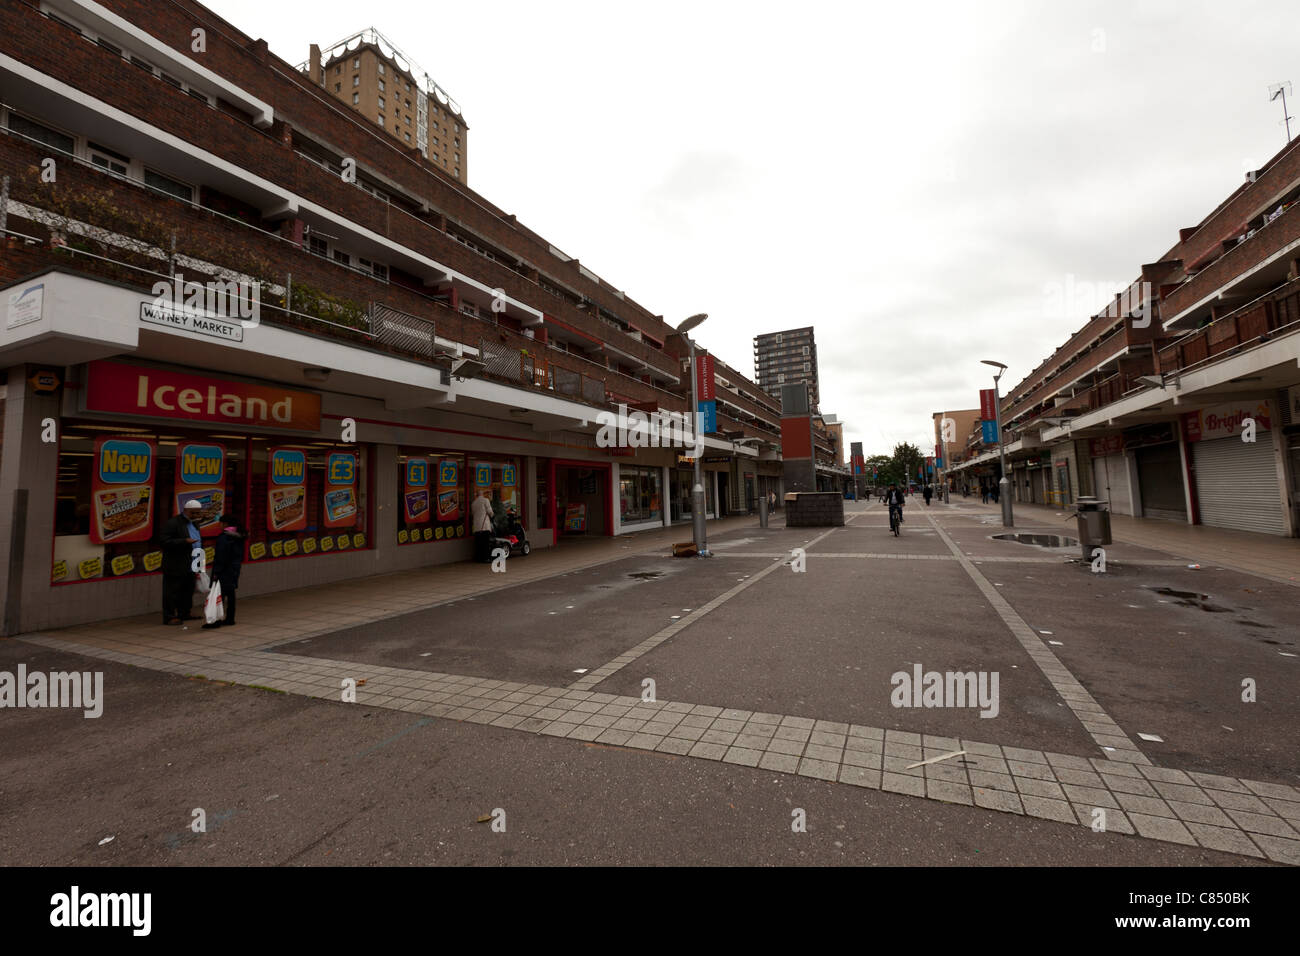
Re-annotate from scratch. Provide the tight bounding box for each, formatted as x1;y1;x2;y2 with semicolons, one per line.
921;510;1153;766
14;633;1299;864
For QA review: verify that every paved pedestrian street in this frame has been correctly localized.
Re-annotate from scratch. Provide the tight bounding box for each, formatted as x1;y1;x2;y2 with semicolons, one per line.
2;501;1297;866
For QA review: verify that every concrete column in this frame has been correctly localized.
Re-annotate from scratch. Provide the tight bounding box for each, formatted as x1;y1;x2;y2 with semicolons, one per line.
525;455;539;536
612;462;622;535
0;365;63;635
661;464;671;528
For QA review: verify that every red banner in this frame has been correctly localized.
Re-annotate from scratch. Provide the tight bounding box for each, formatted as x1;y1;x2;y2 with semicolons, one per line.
696;354;715;401
979;388;998;421
84;360;321;431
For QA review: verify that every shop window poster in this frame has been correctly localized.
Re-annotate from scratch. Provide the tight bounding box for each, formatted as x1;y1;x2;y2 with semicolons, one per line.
324;452;359;529
176;443;225;538
404;457;431;523
268;447;308;533
90;436;156;545
436;458;461;523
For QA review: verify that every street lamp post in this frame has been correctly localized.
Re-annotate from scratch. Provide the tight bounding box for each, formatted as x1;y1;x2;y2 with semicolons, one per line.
677;313;711;557
981;360;1014;528
941;410;951;504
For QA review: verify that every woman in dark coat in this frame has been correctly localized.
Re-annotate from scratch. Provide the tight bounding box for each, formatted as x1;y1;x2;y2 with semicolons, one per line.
202;513;246;628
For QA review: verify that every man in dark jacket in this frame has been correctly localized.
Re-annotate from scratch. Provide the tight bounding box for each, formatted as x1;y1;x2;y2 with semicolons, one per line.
160;500;203;624
203;513;245;628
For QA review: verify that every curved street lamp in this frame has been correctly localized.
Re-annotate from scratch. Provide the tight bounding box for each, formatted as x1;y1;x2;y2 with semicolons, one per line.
981;360;1013;527
676;314;711;555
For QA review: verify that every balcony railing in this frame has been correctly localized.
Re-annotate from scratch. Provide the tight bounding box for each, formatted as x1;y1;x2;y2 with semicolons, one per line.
0;139;692;414
1158;281;1300;375
1161;200;1300;325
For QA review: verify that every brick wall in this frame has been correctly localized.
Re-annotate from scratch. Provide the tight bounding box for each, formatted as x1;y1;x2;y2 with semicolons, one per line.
17;0;680;355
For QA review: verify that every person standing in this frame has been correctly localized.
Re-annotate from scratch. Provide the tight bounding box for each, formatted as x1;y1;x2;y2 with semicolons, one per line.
923;484;933;506
161;500;203;625
203;514;246;629
472;488;494;562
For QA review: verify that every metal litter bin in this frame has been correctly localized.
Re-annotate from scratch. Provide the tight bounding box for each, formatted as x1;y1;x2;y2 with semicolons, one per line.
1074;496;1111;562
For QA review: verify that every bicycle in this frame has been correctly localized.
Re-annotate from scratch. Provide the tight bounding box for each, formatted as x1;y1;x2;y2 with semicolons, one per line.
888;503;902;536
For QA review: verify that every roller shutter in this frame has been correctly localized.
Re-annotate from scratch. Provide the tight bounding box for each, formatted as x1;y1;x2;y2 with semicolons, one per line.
1193;433;1285;535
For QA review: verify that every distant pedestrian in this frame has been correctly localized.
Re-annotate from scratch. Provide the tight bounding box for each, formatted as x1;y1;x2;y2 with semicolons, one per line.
472;488;494;562
203;513;246;629
981;484;990;504
923;485;933;506
160;500;203;625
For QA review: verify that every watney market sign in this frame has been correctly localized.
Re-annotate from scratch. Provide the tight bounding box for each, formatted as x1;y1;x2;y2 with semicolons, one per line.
138;273;262;343
1181;400;1272;443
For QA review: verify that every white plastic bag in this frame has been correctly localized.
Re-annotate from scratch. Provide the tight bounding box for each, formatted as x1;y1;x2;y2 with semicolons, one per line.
204;580;224;625
196;570;211;594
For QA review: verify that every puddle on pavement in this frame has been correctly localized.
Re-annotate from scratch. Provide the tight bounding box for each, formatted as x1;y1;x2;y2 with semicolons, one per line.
1143;586;1230;612
991;533;1079;549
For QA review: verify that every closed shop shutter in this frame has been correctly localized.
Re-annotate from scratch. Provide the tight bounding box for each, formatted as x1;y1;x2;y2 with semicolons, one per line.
1093;453;1134;516
1136;443;1187;521
1193;433;1286;535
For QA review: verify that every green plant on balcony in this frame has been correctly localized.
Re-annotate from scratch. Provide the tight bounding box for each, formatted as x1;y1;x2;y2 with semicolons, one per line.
27;171;172;260
285;280;367;331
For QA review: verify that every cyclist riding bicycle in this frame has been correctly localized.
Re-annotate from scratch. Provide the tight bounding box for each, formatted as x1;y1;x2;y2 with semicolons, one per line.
884;483;905;534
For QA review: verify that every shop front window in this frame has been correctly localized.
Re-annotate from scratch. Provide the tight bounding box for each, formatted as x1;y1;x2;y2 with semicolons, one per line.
619;465;662;524
396;450;521;544
52;424;368;582
245;439;369;561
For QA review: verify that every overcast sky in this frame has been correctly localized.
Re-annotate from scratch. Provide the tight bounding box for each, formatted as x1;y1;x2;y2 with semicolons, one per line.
209;0;1299;456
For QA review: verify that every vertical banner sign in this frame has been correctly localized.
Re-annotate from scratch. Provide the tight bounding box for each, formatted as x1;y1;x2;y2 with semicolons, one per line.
323;452;358;529
980;388;998;422
268;447;308;532
436;458;460;523
91;437;156;544
698;400;717;435
696;354;716;401
404;457;431;523
981;420;999;444
176;443;225;538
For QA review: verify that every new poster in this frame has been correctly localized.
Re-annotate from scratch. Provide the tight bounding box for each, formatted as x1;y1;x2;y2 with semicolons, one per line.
404;457;431;523
90;437;156;545
268;447;308;532
323;452;358;529
176;443;225;538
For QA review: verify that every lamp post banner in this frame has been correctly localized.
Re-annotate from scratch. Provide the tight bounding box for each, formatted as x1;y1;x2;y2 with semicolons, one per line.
980;388;998;421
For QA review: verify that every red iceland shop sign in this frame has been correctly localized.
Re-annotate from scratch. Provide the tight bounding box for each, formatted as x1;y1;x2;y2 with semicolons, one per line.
82;360;322;431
